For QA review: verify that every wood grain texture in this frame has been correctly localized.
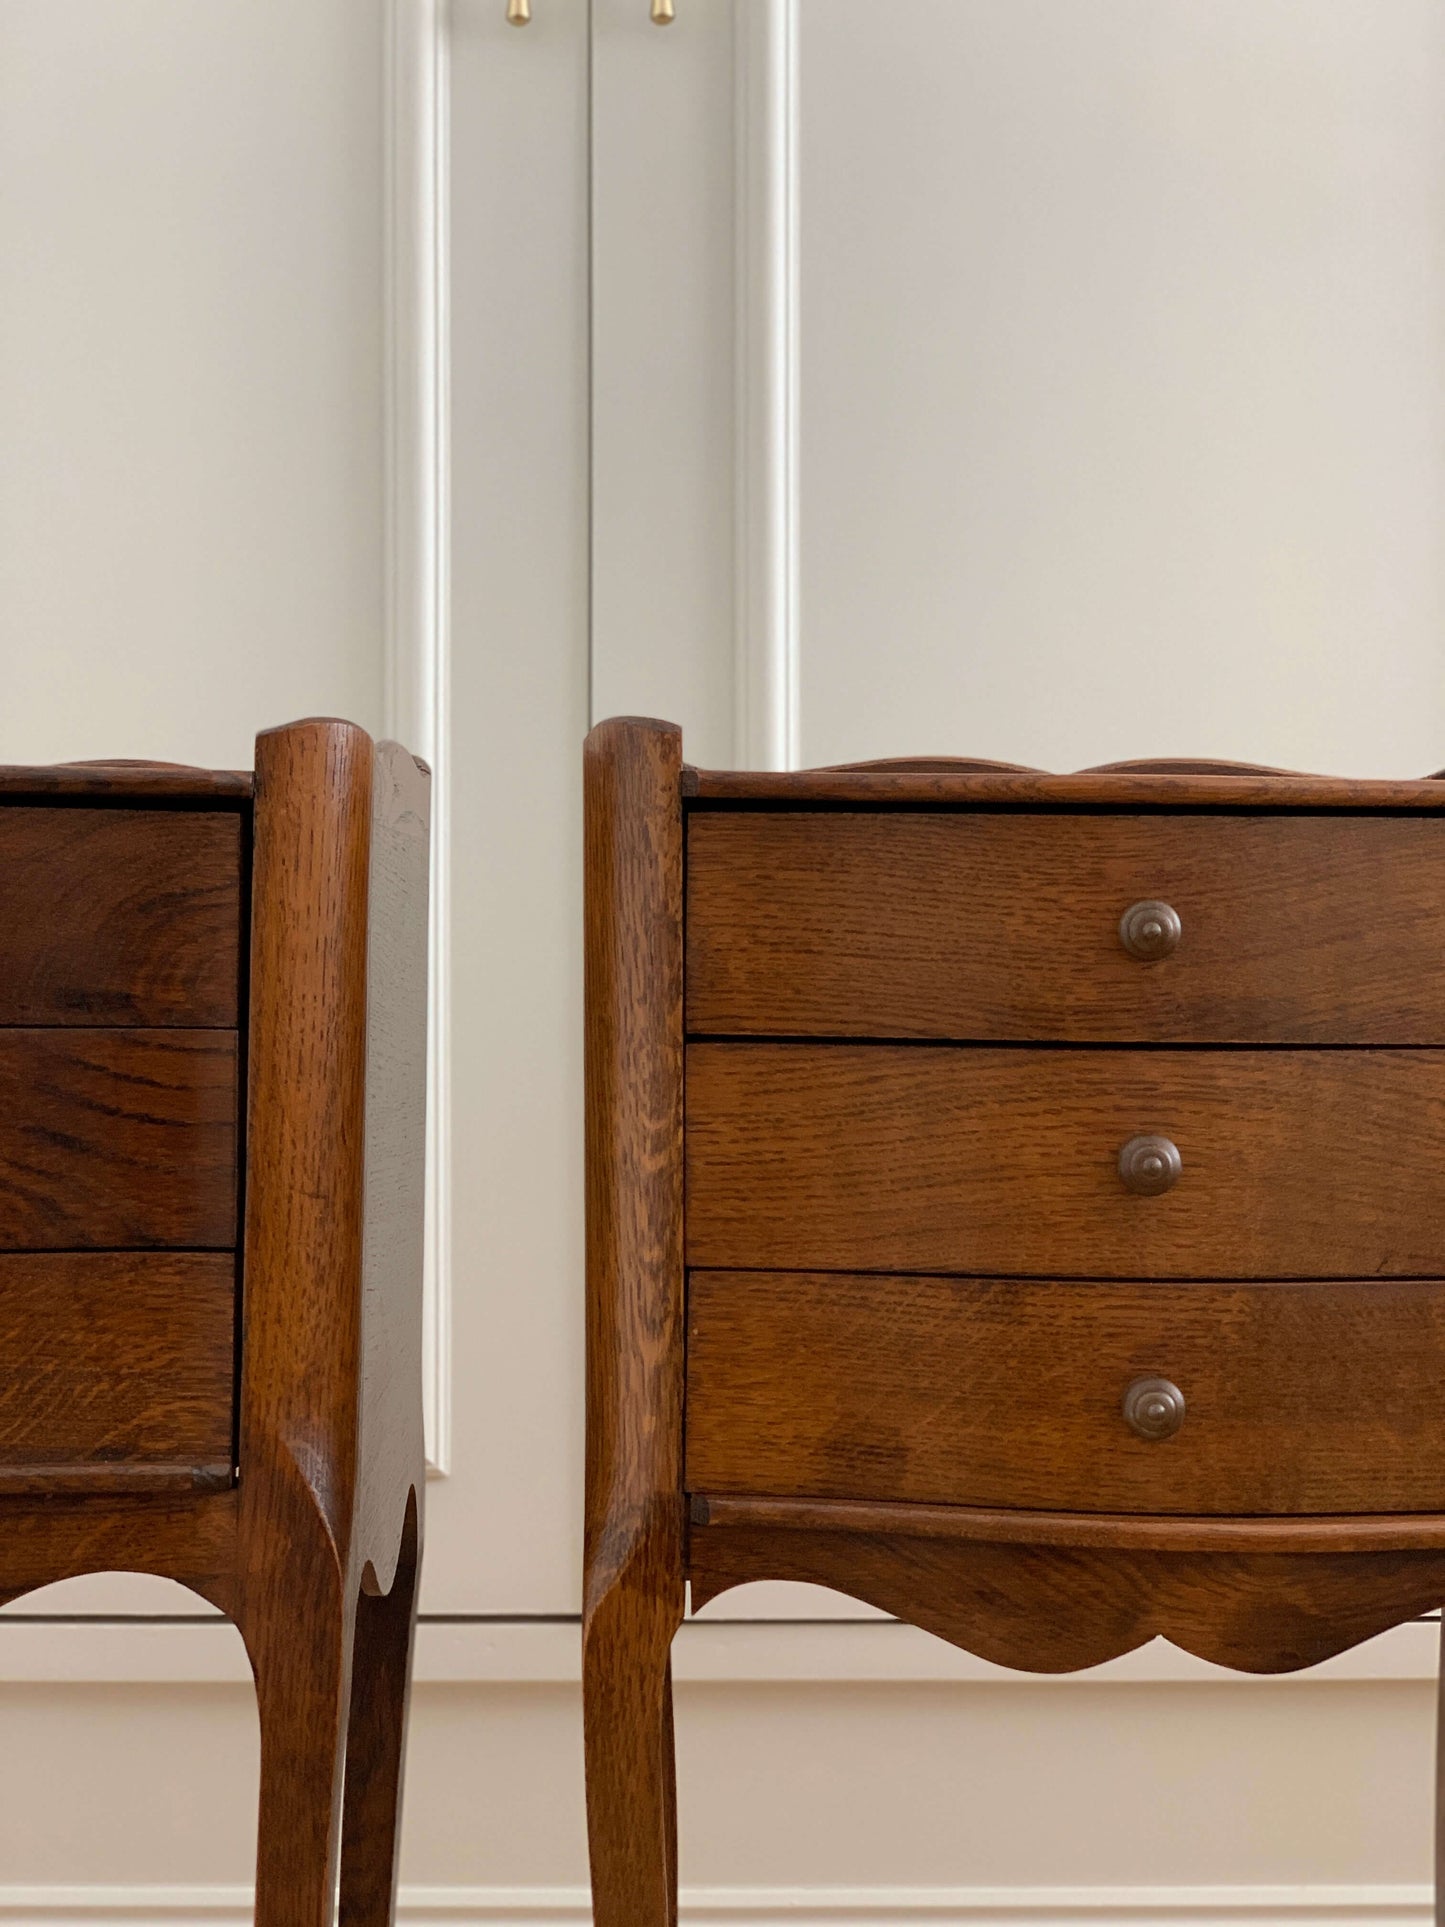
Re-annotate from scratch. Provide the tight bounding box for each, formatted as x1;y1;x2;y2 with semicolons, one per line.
236;718;430;1927
731;756;1359;779
686;811;1445;1043
0;808;242;1025
686;1044;1445;1277
0;1028;237;1249
238;716;371;1579
685;766;1445;808
690;1493;1445;1554
0;1253;233;1489
687;1272;1445;1515
237;721;381;1924
687;1521;1445;1674
0;1489;238;1613
341;1493;421;1927
583;718;687;1927
0;763;250;793
0;763;250;800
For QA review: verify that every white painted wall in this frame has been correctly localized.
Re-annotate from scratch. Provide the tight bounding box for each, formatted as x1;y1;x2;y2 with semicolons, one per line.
797;0;1445;776
0;1667;1431;1906
0;0;384;768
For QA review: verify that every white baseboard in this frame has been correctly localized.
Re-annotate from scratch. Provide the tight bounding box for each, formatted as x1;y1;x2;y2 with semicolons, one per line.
0;1885;1427;1926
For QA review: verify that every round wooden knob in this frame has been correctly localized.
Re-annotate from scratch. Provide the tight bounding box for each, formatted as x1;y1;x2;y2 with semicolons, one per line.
1118;1132;1181;1196
1123;1376;1186;1441
1119;899;1181;961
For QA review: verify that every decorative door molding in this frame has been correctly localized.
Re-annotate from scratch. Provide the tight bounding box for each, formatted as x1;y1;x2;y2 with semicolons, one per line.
734;0;801;771
385;0;452;1475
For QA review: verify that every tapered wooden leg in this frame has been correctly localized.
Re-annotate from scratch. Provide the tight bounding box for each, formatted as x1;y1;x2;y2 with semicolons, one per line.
583;1581;682;1927
247;1574;354;1927
339;1499;422;1927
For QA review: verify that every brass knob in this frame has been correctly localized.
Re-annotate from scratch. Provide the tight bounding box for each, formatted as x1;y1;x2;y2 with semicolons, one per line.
1118;1132;1181;1196
1123;1376;1186;1441
1119;899;1181;961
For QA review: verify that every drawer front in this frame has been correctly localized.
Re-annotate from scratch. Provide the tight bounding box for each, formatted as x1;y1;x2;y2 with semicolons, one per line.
0;808;242;1026
686;811;1445;1043
686;1044;1445;1277
0;1031;237;1249
0;1254;234;1490
686;1272;1445;1515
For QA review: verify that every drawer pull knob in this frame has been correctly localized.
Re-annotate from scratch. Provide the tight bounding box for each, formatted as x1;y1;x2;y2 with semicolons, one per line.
1118;1132;1182;1196
1123;1376;1186;1441
1125;1379;1194;1441
1119;899;1182;961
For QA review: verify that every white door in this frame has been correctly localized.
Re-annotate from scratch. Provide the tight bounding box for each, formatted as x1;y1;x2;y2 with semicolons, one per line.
593;0;1445;780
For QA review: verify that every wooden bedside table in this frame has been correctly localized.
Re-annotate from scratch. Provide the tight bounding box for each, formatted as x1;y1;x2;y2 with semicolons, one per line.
583;714;1445;1927
0;718;429;1927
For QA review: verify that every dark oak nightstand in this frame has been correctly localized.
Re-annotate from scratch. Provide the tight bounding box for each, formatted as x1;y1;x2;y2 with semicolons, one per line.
582;714;1445;1927
0;718;429;1926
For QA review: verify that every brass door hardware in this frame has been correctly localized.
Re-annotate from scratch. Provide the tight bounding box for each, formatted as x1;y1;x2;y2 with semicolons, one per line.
508;1;673;19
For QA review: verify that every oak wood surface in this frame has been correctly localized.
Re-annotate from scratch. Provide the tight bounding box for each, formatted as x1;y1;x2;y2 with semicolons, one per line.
685;1043;1445;1277
237;718;430;1926
0;1489;239;1612
238;717;370;1922
690;1493;1445;1554
0;763;250;800
341;1493;421;1927
685;766;1445;808
0;807;242;1026
0;1252;233;1490
0;1028;237;1249
687;1272;1445;1515
583;717;686;1927
687;811;1445;1043
687;1521;1445;1674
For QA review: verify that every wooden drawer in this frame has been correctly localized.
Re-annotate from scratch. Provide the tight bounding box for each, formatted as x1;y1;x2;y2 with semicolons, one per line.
685;1044;1445;1277
0;1030;237;1249
686;1272;1445;1516
0;1254;234;1491
0;808;242;1026
686;811;1445;1043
